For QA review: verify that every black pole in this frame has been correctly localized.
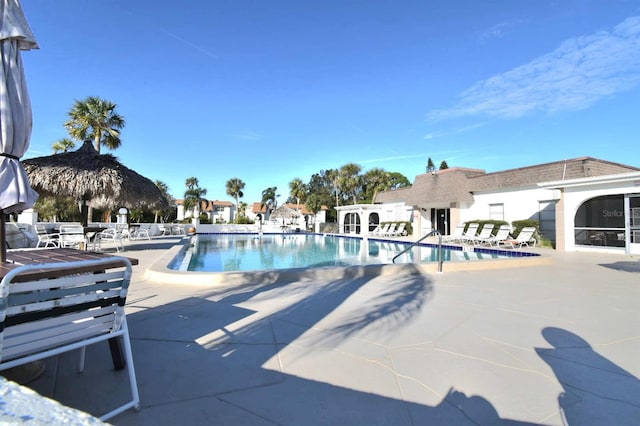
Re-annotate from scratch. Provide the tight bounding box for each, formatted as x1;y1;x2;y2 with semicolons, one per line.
1;209;6;263
80;198;89;227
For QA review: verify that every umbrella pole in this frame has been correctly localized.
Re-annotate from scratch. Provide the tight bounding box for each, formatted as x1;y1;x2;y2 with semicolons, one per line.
80;199;89;227
1;209;6;263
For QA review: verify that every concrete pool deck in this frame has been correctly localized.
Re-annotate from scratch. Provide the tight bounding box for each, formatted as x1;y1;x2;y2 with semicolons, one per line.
11;236;640;425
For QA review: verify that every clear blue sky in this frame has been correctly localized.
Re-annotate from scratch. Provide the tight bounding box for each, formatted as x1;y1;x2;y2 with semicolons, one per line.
20;0;640;203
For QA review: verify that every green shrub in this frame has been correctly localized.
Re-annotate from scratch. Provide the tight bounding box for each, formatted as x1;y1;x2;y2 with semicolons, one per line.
198;213;211;224
235;216;255;224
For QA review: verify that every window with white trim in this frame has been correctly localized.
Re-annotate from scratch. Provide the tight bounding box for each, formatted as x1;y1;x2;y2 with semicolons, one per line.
489;203;504;221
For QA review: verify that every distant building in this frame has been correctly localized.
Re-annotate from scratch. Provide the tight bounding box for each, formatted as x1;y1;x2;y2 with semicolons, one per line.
249;202;328;230
176;199;235;223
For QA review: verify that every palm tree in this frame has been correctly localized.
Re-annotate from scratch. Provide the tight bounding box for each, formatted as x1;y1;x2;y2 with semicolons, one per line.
64;96;125;154
289;178;306;212
362;168;390;203
154;180;174;223
52;138;75;153
183;177;207;219
225;178;245;223
261;186;278;216
338;163;362;205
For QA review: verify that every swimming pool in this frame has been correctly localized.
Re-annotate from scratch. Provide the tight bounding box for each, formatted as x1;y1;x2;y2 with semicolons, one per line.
168;234;535;273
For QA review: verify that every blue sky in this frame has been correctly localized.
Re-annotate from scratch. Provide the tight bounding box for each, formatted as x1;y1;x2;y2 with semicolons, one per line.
20;1;640;203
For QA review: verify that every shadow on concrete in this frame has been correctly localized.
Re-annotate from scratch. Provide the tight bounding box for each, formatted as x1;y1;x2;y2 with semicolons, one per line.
599;260;640;273
104;264;537;424
536;327;640;425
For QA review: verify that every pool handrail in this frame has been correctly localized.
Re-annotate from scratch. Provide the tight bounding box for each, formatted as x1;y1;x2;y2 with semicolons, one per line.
392;230;443;273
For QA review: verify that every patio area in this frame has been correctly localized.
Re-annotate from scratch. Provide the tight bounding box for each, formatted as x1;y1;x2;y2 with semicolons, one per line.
10;236;640;425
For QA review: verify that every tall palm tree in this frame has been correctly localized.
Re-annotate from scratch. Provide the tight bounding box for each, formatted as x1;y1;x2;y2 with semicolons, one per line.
225;178;245;223
52;138;75;153
338;163;362;205
261;186;278;216
362;168;390;203
153;180;173;223
289;178;306;212
64;96;125;154
184;177;207;219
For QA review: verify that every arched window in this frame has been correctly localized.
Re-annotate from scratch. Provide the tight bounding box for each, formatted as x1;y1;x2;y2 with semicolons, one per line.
574;195;625;247
344;213;361;234
368;213;380;232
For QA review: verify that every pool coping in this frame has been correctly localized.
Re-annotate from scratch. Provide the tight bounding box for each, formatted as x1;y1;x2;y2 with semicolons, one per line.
145;234;554;286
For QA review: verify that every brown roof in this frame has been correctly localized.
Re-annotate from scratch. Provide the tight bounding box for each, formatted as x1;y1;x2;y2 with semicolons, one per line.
469;157;640;192
375;157;640;206
375;167;485;206
199;200;234;211
252;202;267;213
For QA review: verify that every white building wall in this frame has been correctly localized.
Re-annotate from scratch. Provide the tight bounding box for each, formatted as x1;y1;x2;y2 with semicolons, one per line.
465;187;560;225
557;181;640;252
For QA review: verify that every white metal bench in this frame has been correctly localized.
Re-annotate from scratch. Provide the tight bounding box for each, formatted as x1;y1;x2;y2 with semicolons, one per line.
0;257;140;421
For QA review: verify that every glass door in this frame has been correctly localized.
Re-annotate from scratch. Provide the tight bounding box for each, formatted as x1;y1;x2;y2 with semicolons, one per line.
629;195;640;254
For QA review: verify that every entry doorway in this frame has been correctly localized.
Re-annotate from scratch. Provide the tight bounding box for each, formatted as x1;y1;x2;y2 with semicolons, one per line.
629;195;640;254
431;208;450;236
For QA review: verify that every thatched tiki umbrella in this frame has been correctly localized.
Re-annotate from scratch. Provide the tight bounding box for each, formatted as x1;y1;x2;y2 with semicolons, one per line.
270;205;298;224
23;141;168;226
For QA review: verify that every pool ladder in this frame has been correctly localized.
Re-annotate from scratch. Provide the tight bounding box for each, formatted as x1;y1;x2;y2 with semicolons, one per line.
392;230;443;273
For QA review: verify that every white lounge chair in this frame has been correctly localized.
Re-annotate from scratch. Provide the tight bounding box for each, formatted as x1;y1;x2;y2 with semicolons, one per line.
499;226;537;249
384;223;398;236
442;225;465;243
370;225;383;235
482;225;512;246
466;224;495;245
458;223;479;244
374;224;391;236
389;223;406;236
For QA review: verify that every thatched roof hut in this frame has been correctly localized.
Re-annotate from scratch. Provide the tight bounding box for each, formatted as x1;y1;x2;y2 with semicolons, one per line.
270;205;298;220
23;141;168;211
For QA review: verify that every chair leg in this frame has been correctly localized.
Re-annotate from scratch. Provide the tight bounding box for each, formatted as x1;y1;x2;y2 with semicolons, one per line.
79;346;86;372
99;323;140;421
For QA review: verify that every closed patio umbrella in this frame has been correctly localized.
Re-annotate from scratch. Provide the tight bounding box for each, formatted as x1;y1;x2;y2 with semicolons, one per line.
0;0;39;262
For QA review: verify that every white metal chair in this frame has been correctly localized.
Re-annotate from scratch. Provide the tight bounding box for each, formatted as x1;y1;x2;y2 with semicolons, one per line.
134;224;152;240
97;228;126;252
59;225;86;249
35;224;59;248
171;224;185;235
0;258;140;421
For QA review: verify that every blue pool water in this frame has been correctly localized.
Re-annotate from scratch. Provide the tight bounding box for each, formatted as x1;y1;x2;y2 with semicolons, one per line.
169;234;535;273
